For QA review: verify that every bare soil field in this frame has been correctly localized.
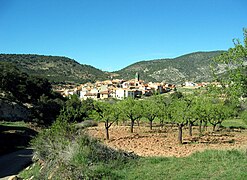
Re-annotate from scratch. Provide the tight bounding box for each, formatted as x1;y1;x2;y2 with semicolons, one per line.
87;123;247;157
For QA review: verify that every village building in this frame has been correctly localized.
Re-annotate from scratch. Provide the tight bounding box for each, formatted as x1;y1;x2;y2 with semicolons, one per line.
56;72;176;100
99;90;109;99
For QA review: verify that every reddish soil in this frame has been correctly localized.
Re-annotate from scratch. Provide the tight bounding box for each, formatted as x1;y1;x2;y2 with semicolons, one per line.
87;123;247;157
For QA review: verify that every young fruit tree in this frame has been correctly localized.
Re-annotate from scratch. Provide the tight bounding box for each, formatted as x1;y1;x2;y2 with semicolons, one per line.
187;95;211;136
154;95;173;128
169;97;190;144
92;101;120;140
195;96;210;135
207;99;233;132
120;98;143;133
183;95;198;137
142;98;162;130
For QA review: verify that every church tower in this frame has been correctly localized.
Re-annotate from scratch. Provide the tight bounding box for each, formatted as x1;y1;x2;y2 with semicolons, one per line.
135;72;140;82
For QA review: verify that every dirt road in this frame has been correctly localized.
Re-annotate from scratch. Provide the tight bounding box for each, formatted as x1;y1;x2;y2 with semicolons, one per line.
0;148;33;179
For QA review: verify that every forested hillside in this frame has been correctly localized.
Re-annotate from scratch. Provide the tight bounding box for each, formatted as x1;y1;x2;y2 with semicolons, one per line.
114;51;225;83
0;54;109;84
0;51;226;84
0;62;65;124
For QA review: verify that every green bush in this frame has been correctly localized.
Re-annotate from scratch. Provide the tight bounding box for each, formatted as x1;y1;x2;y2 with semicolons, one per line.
241;110;247;125
31;116;138;179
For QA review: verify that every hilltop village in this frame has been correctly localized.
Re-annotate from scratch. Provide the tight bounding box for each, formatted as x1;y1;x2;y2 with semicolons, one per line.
54;73;209;100
54;73;178;100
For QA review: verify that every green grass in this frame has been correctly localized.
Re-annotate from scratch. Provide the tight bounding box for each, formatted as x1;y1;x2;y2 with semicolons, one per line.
19;163;41;179
23;117;247;179
0;120;27;127
20;149;247;180
176;87;207;94
113;149;247;180
222;118;247;129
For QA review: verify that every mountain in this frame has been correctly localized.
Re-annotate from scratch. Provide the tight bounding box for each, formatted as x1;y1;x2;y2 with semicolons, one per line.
0;51;225;85
0;54;109;84
114;51;225;84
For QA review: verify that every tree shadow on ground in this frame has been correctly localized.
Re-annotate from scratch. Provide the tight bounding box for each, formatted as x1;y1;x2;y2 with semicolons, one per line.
0;125;37;155
183;132;236;145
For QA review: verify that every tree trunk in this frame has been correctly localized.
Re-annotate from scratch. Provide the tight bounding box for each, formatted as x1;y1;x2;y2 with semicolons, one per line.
189;122;192;137
105;120;110;140
218;122;222;130
150;120;153;130
130;119;135;133
106;127;110;140
213;124;216;132
160;119;164;128
199;120;202;135
171;122;174;129
123;119;127;126
178;124;183;144
203;121;207;131
137;119;140;126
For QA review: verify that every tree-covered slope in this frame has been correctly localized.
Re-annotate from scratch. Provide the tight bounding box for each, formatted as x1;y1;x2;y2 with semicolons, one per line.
0;51;226;84
0;54;109;84
114;51;225;83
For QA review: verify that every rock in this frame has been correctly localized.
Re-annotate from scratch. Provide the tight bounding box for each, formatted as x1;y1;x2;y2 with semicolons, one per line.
76;120;98;128
7;175;22;180
0;99;31;121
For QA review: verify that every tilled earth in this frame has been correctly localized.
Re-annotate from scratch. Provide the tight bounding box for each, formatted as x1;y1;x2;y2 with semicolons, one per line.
87;123;247;157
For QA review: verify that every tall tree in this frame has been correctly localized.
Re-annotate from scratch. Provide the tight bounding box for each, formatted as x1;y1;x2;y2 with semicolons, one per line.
59;96;95;123
0;62;55;103
213;28;247;99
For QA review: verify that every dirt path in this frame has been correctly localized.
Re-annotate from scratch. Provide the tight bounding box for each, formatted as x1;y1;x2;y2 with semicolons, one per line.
0;148;33;179
87;123;247;157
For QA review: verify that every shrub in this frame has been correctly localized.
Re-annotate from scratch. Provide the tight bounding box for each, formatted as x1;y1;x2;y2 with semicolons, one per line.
32;117;75;162
31;117;138;179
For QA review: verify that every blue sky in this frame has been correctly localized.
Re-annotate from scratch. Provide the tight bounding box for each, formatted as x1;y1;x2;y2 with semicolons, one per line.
0;0;246;71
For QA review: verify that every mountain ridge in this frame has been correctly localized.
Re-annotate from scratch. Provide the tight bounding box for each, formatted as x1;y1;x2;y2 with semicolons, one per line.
0;54;110;84
0;51;225;84
114;50;225;83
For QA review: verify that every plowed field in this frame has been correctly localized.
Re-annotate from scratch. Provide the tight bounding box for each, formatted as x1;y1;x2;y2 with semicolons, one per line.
87;123;247;157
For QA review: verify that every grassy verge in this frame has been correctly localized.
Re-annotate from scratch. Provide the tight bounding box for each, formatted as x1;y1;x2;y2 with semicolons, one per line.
19;117;247;179
20;149;247;180
222;118;247;129
19;163;41;179
113;149;247;180
24;118;138;179
0;120;27;127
